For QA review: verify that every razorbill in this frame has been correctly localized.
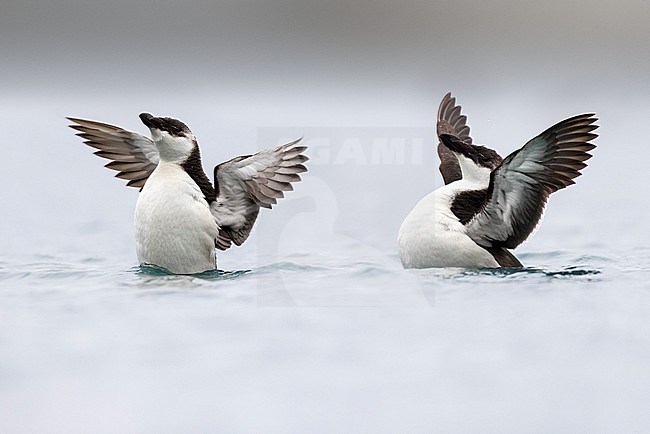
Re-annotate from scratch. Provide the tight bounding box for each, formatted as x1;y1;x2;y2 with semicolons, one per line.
398;93;598;269
68;113;308;274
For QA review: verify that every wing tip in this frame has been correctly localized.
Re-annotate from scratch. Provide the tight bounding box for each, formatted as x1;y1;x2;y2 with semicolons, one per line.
66;116;87;125
284;136;304;147
437;91;473;145
437;91;455;121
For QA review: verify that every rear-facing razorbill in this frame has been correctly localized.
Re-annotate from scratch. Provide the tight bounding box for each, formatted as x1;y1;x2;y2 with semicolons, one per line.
398;93;597;269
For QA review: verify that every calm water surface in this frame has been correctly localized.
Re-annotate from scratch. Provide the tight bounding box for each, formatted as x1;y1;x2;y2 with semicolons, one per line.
1;243;649;433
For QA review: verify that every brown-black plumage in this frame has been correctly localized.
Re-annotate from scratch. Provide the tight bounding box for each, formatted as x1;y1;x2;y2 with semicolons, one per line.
436;92;478;184
67;117;159;189
450;188;488;225
483;247;524;267
181;145;216;203
466;114;598;250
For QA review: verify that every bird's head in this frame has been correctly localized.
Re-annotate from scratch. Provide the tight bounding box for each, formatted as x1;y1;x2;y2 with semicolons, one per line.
439;133;502;182
140;113;196;163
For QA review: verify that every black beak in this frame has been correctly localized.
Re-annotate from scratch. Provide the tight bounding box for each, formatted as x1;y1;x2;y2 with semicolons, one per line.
439;134;473;157
139;112;157;128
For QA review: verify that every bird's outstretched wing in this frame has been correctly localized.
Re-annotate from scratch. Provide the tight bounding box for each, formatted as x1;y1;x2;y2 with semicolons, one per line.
210;139;308;250
465;114;598;249
437;92;476;184
68;117;159;189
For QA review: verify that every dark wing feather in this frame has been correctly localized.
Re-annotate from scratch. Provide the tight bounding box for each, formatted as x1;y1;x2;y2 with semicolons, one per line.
466;114;598;249
484;247;524;267
67;117;159;189
436;92;474;184
210;139;308;250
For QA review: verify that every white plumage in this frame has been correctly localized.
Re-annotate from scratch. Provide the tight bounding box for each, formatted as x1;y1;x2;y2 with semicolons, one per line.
135;163;219;274
398;180;500;269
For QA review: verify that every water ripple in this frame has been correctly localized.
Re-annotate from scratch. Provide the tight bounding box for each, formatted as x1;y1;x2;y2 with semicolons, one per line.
132;264;251;279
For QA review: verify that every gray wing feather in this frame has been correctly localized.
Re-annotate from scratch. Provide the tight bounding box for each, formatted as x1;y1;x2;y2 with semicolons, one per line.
437;92;474;184
67;117;159;189
210;138;308;250
466;114;598;249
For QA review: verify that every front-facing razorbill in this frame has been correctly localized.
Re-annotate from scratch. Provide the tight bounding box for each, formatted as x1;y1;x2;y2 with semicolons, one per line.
68;113;308;274
398;92;598;269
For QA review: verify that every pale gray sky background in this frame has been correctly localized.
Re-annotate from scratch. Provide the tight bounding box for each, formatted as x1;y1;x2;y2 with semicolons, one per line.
1;0;648;262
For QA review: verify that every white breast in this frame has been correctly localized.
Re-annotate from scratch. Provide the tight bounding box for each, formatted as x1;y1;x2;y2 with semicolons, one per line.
134;163;219;274
397;181;499;269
